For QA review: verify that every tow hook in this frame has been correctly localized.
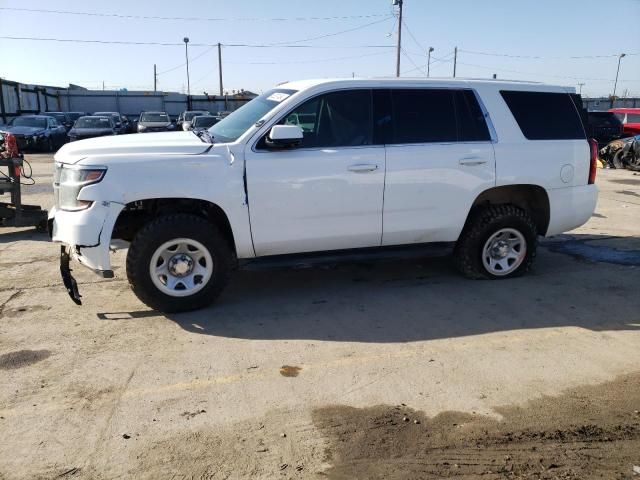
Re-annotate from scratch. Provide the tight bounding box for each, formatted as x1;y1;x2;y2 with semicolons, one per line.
60;246;82;305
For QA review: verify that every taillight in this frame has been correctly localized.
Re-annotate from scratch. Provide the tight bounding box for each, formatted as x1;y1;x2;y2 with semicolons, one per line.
588;138;598;185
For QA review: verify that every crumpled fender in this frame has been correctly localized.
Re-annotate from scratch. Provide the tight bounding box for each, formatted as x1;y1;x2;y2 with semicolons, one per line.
52;201;124;273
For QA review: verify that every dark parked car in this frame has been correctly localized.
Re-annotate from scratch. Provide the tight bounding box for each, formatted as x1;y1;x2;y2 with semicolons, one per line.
178;110;211;131
66;111;87;123
587;111;623;148
68;116;117;142
43;112;73;131
189;115;220;132
93;112;128;134
1;115;67;152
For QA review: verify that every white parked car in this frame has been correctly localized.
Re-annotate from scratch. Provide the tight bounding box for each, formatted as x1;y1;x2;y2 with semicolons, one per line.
50;78;598;312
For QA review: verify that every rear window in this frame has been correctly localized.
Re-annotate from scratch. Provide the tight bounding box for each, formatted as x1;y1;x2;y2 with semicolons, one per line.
500;91;585;140
391;89;457;144
454;90;491;142
627;114;640;123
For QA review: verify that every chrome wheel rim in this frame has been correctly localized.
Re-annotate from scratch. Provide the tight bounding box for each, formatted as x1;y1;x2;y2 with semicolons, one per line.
149;238;213;297
482;228;526;276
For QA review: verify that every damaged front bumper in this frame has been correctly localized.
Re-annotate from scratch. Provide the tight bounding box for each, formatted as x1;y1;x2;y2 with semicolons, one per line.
50;202;123;304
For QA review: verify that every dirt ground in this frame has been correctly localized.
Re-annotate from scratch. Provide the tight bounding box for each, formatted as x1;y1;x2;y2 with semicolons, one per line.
1;154;640;479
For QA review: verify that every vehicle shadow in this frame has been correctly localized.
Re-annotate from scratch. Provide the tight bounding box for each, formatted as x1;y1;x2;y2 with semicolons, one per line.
0;228;49;244
99;234;640;343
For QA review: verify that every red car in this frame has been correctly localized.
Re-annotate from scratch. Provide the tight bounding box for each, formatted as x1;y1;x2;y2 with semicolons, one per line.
609;108;640;137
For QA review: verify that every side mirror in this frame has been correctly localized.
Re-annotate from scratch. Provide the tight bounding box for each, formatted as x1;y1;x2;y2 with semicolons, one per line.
266;125;303;148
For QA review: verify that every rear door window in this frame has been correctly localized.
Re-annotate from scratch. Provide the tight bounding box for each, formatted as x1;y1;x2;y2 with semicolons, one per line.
500;90;586;140
454;90;491;141
390;89;457;144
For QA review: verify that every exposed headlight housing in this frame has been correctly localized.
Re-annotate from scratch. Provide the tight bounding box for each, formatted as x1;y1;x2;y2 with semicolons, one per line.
54;164;107;211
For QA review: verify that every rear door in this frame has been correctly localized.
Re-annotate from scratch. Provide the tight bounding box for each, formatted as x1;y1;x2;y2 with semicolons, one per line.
245;89;385;256
382;88;496;245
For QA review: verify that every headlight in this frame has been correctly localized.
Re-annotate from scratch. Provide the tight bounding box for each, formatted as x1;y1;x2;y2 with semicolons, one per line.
54;164;107;211
32;135;39;141
138;125;146;131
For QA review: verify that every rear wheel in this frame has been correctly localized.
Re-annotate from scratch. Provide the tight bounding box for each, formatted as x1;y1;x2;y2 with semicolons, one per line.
45;137;54;153
126;214;233;313
454;205;537;279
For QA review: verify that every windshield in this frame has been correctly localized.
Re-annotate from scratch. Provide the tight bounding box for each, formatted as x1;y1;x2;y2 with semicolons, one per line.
68;112;83;121
47;113;66;122
209;89;297;142
193;116;219;128
76;117;112;128
10;117;47;128
185;111;209;121
141;113;169;122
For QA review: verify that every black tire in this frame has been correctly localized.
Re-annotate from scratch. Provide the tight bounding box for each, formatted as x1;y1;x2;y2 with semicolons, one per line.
126;214;234;313
45;137;54;153
612;150;625;169
454;204;537;280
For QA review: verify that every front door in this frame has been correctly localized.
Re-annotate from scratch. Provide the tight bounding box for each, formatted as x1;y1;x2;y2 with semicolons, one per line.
245;89;385;256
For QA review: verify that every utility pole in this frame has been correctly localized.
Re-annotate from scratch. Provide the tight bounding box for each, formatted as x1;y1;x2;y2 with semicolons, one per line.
153;64;157;92
218;42;223;97
394;0;403;77
577;82;584;95
427;47;434;77
612;53;626;99
184;37;191;96
453;46;458;78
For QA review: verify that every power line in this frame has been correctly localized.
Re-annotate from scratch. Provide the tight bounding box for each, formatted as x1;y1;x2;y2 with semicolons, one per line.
224;50;392;65
265;16;394;46
157;46;216;75
401;49;426;76
0;7;391;23
0;35;395;49
459;48;640;60
455;60;621;82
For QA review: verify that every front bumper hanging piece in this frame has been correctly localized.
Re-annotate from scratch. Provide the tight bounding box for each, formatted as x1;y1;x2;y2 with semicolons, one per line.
60;246;82;305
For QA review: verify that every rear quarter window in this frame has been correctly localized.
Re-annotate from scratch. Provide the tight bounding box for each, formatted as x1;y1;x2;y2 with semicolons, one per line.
500;90;586;140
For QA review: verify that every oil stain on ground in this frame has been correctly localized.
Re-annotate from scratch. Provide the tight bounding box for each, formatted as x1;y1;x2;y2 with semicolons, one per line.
312;373;640;479
544;237;640;266
0;349;51;370
280;365;302;377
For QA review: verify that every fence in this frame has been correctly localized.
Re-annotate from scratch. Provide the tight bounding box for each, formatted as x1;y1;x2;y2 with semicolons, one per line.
0;78;255;124
2;77;639;124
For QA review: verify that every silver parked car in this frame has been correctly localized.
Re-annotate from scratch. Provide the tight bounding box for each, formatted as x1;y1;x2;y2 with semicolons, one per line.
137;112;176;133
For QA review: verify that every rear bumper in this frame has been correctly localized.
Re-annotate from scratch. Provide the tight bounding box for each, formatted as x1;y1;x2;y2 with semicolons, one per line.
50;201;124;275
546;184;598;236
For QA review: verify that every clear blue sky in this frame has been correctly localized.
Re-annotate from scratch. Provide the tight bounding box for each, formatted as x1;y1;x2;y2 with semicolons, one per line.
1;0;638;97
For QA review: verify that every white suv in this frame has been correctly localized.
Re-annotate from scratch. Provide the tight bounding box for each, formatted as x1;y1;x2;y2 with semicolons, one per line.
50;78;598;312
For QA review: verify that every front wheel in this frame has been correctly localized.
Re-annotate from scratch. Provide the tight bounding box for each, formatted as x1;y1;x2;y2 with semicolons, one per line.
126;214;234;313
454;205;537;279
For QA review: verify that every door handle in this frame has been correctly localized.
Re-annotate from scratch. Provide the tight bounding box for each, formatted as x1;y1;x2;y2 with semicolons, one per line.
348;164;378;173
459;156;488;166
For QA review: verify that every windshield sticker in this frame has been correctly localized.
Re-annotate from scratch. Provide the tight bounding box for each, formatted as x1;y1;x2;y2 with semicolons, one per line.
266;92;290;102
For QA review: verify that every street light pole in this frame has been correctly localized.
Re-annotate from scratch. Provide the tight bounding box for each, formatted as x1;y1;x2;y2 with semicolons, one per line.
612;53;626;99
427;47;434;77
577;82;584;95
183;37;191;96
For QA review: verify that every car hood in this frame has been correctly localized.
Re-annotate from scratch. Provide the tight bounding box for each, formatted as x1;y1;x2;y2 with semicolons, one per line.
2;126;46;135
139;121;172;127
55;131;210;165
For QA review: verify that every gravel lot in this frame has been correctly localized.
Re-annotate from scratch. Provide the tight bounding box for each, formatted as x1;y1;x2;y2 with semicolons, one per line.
1;154;639;479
